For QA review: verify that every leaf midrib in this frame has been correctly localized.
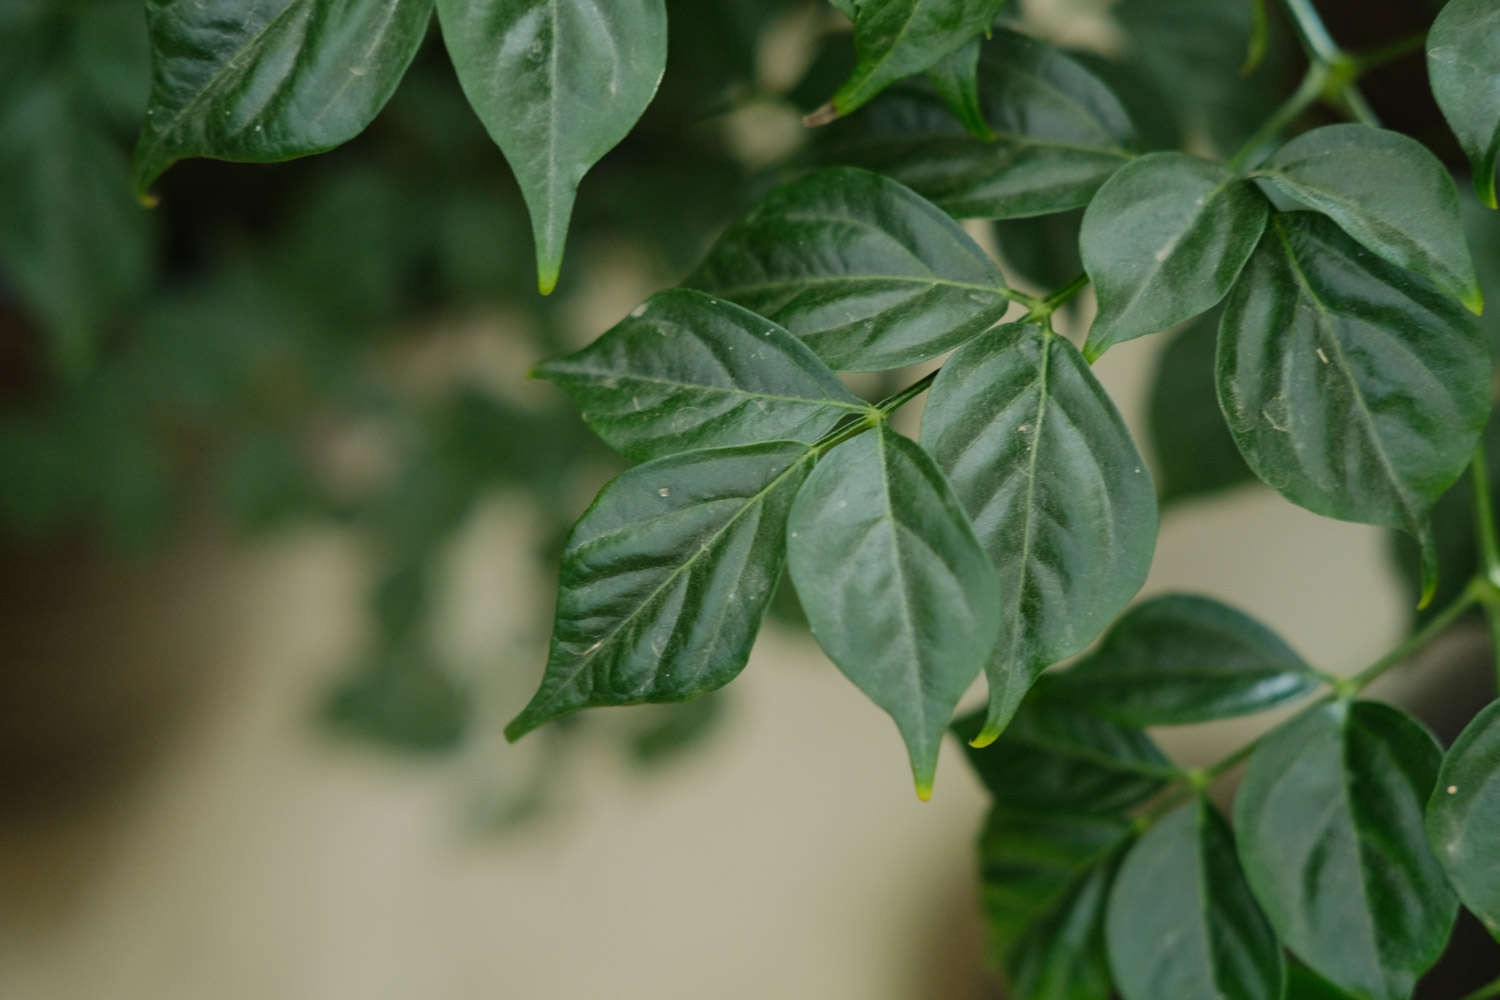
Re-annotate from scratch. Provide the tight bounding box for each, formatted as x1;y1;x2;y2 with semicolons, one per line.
547;365;867;412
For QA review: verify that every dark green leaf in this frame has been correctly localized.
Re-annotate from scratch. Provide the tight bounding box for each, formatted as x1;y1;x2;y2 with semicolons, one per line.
821;29;1138;219
1082;153;1268;358
533;289;867;461
821;0;1007;118
688;167;1014;371
1284;965;1358;1000
980;806;1134;1000
925;39;993;140
1428;0;1500;208
787;423;1001;798
437;0;667;293
506;441;813;739
1426;698;1500;941
921;322;1156;741
1053;593;1318;726
1217;213;1489;604
990;210;1084;296
1233;700;1458;1000
134;0;434;194
1255;124;1483;312
1147;310;1254;505
956;679;1177;813
1106;798;1284;1000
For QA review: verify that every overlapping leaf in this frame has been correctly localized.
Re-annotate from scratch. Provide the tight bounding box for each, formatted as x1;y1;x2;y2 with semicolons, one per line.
1217;213;1489;603
821;29;1139;219
922;322;1156;742
688;167;1014;371
133;0;434;194
506;441;813;739
1428;0;1500;207
533;289;867;460
1234;700;1457;1000
437;0;667;293
1106;799;1283;1000
1255;124;1482;312
1054;593;1318;726
1081;152;1268;358
925;39;993;140
1426;698;1500;941
787;423;1000;798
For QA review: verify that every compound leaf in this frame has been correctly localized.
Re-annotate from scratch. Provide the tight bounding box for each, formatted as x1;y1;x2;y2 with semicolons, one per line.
1427;0;1500;208
1426;698;1500;941
533;289;867;461
506;441;812;739
787;423;1001;799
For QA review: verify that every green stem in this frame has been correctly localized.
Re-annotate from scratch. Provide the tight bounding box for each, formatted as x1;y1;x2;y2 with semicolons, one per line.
1350;579;1482;689
1460;972;1500;1000
1280;0;1342;64
1471;445;1500;588
1227;64;1328;171
1039;272;1090;314
1351;31;1427;74
1337;85;1382;127
875;369;938;416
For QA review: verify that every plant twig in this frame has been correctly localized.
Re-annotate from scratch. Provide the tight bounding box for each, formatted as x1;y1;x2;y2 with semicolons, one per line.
1227;64;1328;170
1280;0;1342;64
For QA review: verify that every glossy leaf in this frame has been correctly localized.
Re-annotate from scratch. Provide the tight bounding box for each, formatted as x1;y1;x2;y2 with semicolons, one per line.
532;289;867;461
1082;153;1268;358
1147;310;1253;505
980;807;1134;1000
1107;798;1283;1000
1233;700;1458;1000
688;167;1014;371
1428;0;1500;208
1217;213;1489;604
955;680;1177;813
133;0;434;194
1426;698;1500;941
1255;124;1483;312
437;0;667;293
506;441;813;740
921;322;1156;741
787;423;1001;798
925;39;993;140
1054;593;1318;726
822;0;1008;118
822;29;1139;219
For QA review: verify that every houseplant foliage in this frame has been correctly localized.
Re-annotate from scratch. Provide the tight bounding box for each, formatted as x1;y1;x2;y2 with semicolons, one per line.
22;0;1500;994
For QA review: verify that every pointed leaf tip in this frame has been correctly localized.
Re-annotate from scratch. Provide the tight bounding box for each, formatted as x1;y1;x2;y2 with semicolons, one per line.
969;725;1000;749
914;779;933;802
802;102;839;128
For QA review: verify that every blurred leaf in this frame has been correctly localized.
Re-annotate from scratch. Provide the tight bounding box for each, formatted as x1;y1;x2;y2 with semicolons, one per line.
324;648;470;754
629;693;726;766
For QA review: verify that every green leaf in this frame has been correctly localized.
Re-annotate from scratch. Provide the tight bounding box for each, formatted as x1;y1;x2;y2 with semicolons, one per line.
1426;698;1500;941
533;289;867;461
506;441;813;739
1147;310;1254;505
1255;124;1483;312
1427;0;1500;208
437;0;667;293
133;0;434;195
921;321;1156;741
925;39;993;140
956;679;1177;813
688;167;1014;371
980;806;1134;1000
1106;798;1284;1000
1217;213;1489;605
820;29;1139;219
1053;593;1319;726
820;0;1007;118
1285;965;1358;1000
1233;700;1458;1000
787;423;1001;798
1081;152;1268;359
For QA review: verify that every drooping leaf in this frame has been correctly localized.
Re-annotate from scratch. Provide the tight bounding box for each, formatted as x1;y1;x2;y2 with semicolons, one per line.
820;0;1008;118
980;806;1135;1000
1146;309;1254;505
437;0;667;293
1106;798;1284;1000
925;39;993;140
1426;698;1500;941
1217;213;1489;604
1427;0;1500;207
532;289;867;461
1053;593;1319;726
820;29;1139;219
1081;153;1267;359
955;680;1177;813
921;321;1156;741
688;167;1014;371
1255;124;1483;312
133;0;435;195
506;441;813;740
1233;700;1458;1000
787;423;1001;798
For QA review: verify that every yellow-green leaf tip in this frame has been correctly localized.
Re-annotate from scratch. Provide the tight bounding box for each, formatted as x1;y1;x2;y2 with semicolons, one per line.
914;779;933;802
968;724;1001;749
1463;285;1485;316
537;265;560;296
